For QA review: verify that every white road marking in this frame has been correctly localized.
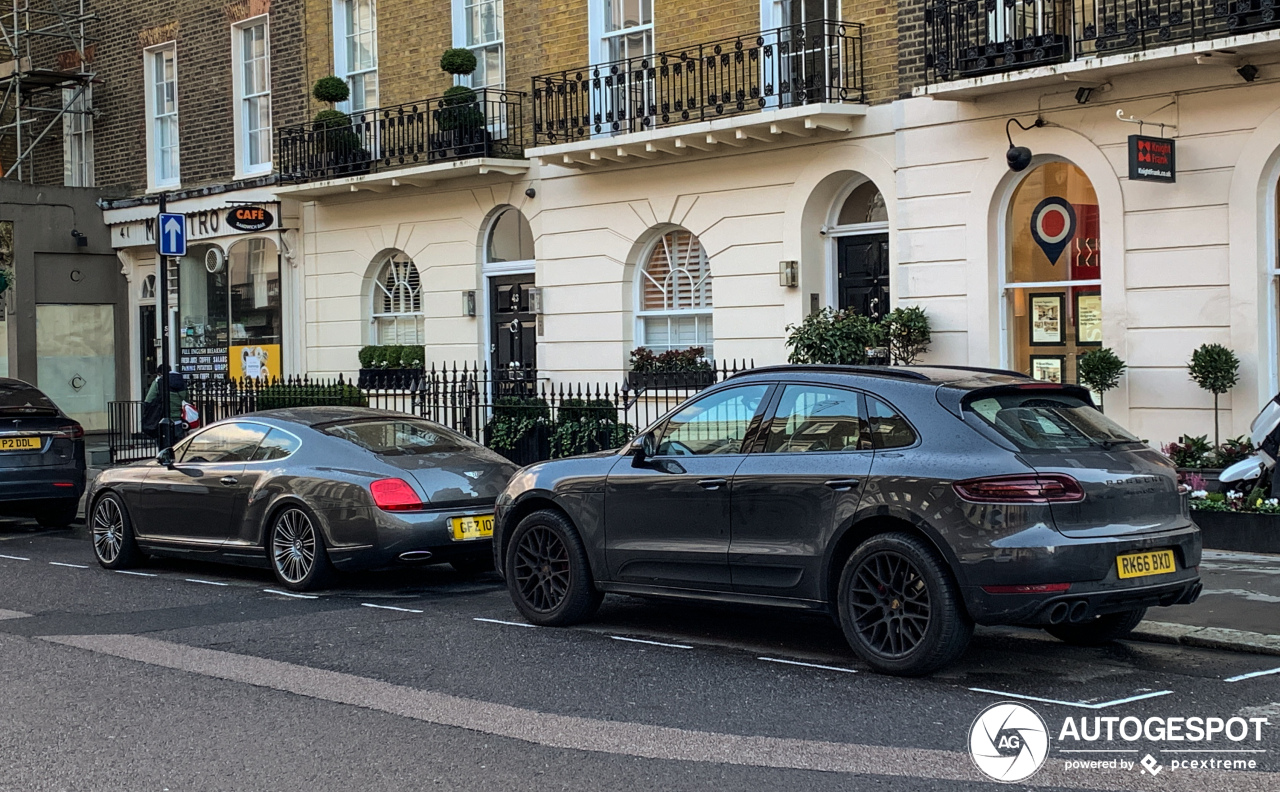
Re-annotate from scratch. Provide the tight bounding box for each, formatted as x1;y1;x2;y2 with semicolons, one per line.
0;608;31;620
262;588;319;600
1200;587;1280;603
361;603;424;614
968;687;1173;710
185;578;229;587
612;636;693;650
758;656;857;674
0;554;30;561
473;617;536;628
115;570;157;577
48;562;88;569
1225;666;1280;683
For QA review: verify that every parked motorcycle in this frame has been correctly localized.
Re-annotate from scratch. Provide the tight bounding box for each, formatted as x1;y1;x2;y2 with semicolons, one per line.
1219;394;1280;492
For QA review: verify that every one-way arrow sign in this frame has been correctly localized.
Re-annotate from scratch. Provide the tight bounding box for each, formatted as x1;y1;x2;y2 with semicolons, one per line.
157;212;186;257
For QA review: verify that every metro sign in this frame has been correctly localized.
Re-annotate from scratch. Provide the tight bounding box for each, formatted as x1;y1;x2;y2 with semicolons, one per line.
1129;135;1176;183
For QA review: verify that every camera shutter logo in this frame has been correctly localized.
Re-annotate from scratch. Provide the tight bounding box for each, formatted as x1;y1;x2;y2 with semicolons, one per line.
969;702;1050;782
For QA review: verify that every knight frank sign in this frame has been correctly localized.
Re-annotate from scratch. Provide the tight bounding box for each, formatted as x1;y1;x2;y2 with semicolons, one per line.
1128;135;1176;183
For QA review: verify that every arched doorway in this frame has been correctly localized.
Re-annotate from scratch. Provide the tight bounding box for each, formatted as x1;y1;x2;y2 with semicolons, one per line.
483;207;536;379
1003;161;1101;385
828;177;889;318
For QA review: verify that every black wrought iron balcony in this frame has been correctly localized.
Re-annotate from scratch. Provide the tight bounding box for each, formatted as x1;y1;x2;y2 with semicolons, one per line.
925;0;1280;83
277;88;525;182
532;20;864;147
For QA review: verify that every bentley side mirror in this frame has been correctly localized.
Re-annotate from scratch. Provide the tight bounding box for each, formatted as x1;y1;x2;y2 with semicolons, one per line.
156;447;174;468
633;432;658;467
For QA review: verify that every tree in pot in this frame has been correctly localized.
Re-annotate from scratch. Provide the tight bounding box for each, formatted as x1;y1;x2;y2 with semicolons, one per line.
1077;347;1126;412
436;49;486;152
785;308;886;365
881;306;932;365
1188;343;1240;446
311;76;366;170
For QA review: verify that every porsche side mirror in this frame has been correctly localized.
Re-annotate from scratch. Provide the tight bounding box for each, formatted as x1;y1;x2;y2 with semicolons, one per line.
156;447;174;468
633;432;658;466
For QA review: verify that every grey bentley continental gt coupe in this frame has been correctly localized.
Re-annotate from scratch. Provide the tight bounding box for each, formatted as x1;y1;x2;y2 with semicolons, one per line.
494;365;1203;676
88;407;518;590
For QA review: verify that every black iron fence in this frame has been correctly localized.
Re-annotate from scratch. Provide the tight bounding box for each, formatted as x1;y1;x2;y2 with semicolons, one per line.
277;88;526;182
532;19;864;146
925;0;1280;82
106;362;752;467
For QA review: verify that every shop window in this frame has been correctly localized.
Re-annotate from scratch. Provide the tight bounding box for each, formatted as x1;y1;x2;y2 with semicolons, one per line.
228;238;282;379
372;252;424;344
486;207;534;263
1005;161;1101;385
37;304;115;430
636;228;713;356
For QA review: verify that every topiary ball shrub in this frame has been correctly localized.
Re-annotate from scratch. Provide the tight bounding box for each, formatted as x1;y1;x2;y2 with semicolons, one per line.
313;109;349;129
313;76;350;105
442;85;478;106
440;48;478;76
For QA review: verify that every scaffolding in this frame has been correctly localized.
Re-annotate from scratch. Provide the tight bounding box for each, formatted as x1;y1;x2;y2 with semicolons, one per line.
0;0;96;182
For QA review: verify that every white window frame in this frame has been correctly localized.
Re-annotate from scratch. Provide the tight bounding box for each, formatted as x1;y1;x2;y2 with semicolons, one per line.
452;0;505;89
232;16;272;178
370;252;424;345
634;228;714;357
333;0;379;113
61;85;93;187
589;0;654;66
143;42;180;190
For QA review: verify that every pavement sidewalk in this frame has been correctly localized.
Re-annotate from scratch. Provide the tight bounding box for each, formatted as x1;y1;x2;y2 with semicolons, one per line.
1134;549;1280;656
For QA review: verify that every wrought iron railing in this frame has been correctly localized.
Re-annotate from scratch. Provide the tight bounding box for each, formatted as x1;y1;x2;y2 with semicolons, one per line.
532;20;864;146
277;88;525;182
926;0;1280;82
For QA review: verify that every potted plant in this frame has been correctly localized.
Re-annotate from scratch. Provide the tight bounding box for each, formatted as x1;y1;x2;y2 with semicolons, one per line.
1077;347;1126;411
626;346;715;390
433;48;488;158
785;307;886;366
1188;342;1239;446
1187;480;1280;554
311;76;371;176
550;399;634;458
882;306;931;365
484;395;551;465
357;344;426;389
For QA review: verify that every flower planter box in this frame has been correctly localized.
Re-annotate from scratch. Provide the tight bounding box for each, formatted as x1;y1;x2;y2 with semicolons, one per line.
626;369;716;391
357;368;423;390
1192;510;1280;554
1177;467;1224;492
483;422;550;467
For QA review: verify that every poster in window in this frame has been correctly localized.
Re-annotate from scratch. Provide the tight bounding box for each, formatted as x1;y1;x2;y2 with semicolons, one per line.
1029;292;1065;346
1030;355;1065;384
1074;292;1102;346
230;344;279;381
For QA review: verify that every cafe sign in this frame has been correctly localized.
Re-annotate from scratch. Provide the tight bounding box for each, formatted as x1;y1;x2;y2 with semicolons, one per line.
1128;135;1175;183
226;205;275;232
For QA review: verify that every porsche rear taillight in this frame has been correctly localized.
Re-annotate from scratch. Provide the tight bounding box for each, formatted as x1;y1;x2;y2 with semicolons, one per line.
370;478;424;511
953;474;1084;504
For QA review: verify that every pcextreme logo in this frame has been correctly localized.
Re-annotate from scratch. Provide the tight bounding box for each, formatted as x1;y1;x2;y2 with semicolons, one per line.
969;702;1050;782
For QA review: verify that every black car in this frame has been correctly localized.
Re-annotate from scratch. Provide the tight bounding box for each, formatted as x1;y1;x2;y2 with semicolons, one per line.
87;407;518;590
493;365;1202;675
0;378;86;527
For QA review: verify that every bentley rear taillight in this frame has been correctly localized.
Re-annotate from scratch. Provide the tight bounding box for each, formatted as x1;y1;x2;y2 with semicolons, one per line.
370;478;424;511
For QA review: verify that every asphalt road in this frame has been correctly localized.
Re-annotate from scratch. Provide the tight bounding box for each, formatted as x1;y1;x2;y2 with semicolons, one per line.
2;520;1279;792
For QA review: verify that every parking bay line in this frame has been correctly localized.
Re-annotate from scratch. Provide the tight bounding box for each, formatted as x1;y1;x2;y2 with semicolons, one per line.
612;636;693;650
48;562;88;569
115;570;157;577
968;687;1173;710
0;554;30;561
758;656;857;674
1225;666;1280;683
263;588;319;600
185;578;229;587
362;603;424;614
473;617;536;628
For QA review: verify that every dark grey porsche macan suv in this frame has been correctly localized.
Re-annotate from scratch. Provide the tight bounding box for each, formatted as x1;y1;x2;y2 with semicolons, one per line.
494;365;1203;675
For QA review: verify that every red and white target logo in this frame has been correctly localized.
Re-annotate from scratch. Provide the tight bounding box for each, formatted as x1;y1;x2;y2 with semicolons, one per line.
1030;197;1077;265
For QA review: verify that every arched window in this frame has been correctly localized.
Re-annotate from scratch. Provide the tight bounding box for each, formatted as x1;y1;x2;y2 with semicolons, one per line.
486;207;534;263
1005;161;1101;386
372;252;424;344
140;273;156;301
636;228;713;356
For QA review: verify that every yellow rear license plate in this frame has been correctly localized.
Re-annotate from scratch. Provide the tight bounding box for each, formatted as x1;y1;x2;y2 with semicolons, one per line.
0;436;41;452
1116;549;1177;580
450;514;494;541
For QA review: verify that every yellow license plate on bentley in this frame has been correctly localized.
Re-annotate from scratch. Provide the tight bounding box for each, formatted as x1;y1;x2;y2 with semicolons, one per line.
1116;549;1176;580
450;514;494;541
0;436;40;452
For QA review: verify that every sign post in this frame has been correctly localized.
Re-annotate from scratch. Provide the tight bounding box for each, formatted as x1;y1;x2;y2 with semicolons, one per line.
155;201;185;451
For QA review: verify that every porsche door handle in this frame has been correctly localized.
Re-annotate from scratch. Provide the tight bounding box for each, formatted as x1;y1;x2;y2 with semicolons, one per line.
696;478;728;490
824;478;861;491
220;476;238;486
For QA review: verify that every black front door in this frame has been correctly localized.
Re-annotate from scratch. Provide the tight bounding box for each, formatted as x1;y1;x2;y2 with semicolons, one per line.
837;234;890;320
139;305;157;394
489;274;536;385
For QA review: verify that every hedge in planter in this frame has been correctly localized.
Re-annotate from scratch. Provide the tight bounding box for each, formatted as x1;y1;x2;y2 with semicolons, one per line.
255;383;367;410
486;396;551;452
550;399;634;458
627;347;714;389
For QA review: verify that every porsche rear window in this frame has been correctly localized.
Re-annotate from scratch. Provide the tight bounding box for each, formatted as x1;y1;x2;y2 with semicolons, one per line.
965;391;1140;451
0;383;57;412
325;419;474;456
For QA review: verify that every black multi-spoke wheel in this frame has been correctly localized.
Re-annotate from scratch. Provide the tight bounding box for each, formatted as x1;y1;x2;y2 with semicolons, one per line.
837;532;972;676
504;510;602;626
91;492;141;569
269;506;333;591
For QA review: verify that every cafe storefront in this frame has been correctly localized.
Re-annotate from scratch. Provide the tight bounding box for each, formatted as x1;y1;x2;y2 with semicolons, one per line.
103;189;301;398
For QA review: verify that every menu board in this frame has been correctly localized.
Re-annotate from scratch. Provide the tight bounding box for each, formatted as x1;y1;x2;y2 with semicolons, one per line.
179;346;228;380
